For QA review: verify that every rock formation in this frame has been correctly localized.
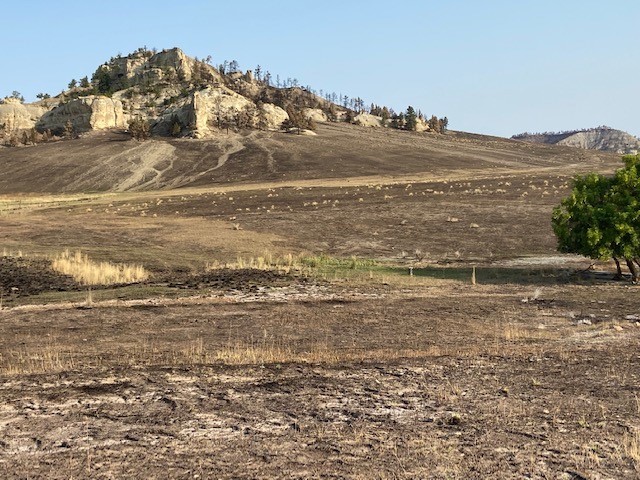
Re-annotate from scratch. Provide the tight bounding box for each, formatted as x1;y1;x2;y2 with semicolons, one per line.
2;46;446;144
37;96;127;134
512;127;640;154
0;98;51;133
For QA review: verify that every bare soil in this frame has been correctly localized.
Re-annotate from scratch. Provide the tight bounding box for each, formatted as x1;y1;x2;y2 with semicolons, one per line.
0;256;78;297
1;285;640;478
1;125;638;478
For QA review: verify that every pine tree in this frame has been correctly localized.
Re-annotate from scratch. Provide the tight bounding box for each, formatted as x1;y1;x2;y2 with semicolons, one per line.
405;106;418;131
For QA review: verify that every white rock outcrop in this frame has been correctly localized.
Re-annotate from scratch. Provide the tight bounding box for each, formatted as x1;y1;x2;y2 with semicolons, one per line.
189;88;288;136
37;96;127;133
415;118;430;132
302;108;328;123
0;98;50;133
354;113;382;128
260;103;289;129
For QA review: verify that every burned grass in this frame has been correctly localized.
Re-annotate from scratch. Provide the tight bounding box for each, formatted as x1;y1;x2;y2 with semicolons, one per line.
0;285;639;478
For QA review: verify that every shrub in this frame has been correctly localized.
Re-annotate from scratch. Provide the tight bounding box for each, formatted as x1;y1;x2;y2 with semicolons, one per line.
128;116;151;141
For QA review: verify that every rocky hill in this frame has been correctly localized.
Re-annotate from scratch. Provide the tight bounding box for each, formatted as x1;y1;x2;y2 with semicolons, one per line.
0;47;440;145
512;127;640;154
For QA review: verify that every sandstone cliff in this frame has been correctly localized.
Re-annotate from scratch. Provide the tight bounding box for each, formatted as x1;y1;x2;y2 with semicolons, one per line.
0;98;52;133
512;127;640;154
37;96;127;134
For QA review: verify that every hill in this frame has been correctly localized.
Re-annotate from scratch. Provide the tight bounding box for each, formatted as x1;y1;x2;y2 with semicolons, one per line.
512;127;640;154
0;47;621;194
0;122;617;194
0;46;446;145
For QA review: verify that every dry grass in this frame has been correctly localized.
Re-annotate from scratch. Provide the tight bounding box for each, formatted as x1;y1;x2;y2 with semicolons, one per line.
623;430;640;471
51;249;149;286
0;344;75;375
207;251;301;273
161;339;451;367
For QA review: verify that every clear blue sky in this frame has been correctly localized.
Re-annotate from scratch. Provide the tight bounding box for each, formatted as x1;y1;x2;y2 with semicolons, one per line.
2;0;638;138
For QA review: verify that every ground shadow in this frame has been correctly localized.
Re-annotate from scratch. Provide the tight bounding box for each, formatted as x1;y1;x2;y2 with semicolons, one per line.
390;265;628;286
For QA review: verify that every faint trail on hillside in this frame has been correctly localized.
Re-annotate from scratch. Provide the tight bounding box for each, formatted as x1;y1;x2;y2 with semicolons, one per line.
248;131;277;173
64;141;177;192
113;142;178;191
212;136;245;171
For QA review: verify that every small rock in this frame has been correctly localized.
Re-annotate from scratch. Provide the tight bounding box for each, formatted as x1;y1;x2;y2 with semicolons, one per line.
444;412;463;425
613;325;623;331
625;314;640;321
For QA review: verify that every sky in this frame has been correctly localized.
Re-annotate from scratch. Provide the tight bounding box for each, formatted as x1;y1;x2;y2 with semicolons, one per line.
2;0;638;138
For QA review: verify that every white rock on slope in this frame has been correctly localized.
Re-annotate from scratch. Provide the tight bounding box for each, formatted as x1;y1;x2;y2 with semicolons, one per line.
36;96;127;133
0;98;51;133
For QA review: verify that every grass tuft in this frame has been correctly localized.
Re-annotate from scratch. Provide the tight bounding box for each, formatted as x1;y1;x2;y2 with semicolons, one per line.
51;249;149;286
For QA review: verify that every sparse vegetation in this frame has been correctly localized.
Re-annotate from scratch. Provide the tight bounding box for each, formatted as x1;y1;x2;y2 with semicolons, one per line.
1;45;639;480
128;116;151;140
51;249;149;285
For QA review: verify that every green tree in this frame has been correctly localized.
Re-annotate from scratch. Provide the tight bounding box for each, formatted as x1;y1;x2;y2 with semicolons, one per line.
405;106;417;131
92;67;113;96
68;79;78;89
552;155;640;281
80;76;90;88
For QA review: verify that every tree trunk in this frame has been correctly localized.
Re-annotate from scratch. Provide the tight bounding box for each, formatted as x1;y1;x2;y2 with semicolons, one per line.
613;257;624;280
626;258;639;283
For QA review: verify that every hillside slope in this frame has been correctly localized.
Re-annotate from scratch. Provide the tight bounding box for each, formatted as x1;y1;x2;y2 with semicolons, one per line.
0;123;617;194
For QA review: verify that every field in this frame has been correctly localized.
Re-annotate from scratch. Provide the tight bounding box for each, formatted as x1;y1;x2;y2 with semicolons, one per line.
1;125;639;478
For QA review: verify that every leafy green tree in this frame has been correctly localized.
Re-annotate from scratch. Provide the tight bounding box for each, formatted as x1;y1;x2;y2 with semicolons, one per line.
68;79;78;89
552;155;640;281
80;76;90;88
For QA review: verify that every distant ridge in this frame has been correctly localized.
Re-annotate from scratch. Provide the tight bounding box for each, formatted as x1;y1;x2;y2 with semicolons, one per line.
512;127;640;154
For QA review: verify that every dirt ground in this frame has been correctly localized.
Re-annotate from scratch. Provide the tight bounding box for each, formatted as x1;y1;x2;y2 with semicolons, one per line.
1;126;638;478
1;282;640;478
